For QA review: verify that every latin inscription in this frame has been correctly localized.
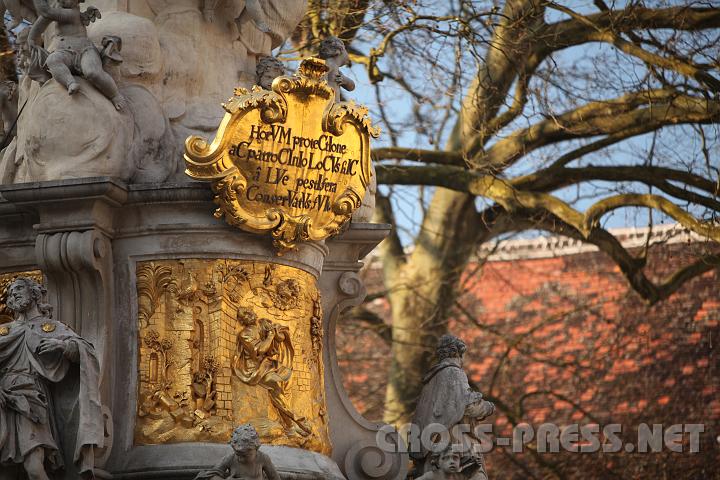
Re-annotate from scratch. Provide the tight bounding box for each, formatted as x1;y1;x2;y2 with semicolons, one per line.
228;125;360;212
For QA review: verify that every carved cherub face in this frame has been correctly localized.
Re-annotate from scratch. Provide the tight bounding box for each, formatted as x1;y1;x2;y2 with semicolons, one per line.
318;37;350;66
230;424;261;462
256;56;285;89
232;442;258;462
437;451;461;473
277;279;300;299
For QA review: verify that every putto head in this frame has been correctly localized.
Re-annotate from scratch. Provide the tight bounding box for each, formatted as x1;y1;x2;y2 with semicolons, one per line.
276;279;300;299
318;36;349;64
436;334;466;360
230;423;261;450
256;56;285;90
429;444;462;473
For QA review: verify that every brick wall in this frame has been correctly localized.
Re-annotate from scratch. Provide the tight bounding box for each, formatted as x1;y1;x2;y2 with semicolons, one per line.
338;239;720;479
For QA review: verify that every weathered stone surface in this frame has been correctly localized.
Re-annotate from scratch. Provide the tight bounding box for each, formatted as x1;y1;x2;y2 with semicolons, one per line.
411;335;495;480
0;277;109;479
0;178;396;480
1;0;307;185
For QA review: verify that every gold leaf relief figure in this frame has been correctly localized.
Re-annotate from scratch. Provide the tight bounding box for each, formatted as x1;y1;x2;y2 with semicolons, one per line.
134;259;330;453
233;308;311;437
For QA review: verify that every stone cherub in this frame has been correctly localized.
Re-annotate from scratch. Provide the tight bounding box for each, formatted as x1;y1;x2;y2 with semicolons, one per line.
415;446;464;480
318;36;355;100
0;277;105;479
28;0;127;110
194;423;281;480
255;55;285;90
411;335;495;480
0;80;18;138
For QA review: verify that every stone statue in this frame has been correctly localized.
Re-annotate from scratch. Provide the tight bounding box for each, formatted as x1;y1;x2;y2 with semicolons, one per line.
29;0;126;110
0;277;106;479
255;55;284;90
194;423;281;480
232;307;311;436
202;0;270;33
411;335;495;480
0;0;307;185
15;27;33;74
0;80;18;138
415;446;464;480
318;36;355;99
1;0;36;29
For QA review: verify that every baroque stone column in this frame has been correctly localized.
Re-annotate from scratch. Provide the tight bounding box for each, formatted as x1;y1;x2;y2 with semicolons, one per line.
0;179;125;478
323;229;408;480
0;177;406;480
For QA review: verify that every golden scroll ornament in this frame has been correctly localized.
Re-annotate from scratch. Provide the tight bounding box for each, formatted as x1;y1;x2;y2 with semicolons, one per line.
184;58;380;253
134;259;329;454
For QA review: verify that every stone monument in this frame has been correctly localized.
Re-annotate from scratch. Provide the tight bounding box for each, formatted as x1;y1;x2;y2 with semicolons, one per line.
194;423;281;480
0;2;407;479
414;446;464;480
411;335;495;480
0;277;109;480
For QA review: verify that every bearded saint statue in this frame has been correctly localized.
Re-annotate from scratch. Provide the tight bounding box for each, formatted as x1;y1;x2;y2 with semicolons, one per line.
0;277;105;480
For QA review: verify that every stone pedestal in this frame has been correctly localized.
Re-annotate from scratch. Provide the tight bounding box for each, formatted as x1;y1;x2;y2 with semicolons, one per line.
0;178;406;480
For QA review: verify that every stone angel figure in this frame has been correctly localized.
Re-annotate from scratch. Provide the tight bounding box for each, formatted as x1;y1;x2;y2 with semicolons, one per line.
0;277;107;479
28;0;127;110
415;446;466;480
411;335;495;480
194;424;281;480
318;36;355;100
255;55;285;90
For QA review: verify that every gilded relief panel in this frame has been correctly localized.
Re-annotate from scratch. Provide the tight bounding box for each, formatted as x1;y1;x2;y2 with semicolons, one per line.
134;259;329;453
0;270;44;323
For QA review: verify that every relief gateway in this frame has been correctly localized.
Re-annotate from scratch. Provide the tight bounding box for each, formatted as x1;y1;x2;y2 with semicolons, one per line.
134;259;330;454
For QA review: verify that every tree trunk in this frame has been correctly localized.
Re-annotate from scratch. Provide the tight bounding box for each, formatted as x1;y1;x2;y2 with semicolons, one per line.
382;0;543;425
383;189;487;424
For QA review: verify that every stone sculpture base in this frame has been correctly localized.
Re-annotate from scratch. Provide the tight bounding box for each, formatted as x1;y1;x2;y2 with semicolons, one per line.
0;178;406;480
